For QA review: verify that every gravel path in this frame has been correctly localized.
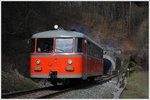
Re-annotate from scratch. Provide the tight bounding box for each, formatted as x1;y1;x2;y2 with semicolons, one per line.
54;77;118;99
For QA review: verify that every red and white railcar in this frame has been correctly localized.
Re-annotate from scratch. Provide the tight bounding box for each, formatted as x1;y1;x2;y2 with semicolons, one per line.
30;30;103;85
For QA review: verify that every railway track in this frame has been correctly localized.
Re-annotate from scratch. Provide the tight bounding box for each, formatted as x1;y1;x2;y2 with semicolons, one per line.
2;74;117;99
2;85;73;99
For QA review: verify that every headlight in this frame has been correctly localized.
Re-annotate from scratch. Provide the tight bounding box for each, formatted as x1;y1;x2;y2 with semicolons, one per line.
68;60;72;65
36;60;40;65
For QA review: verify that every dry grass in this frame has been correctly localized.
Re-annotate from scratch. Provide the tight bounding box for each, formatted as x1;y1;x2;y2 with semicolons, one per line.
120;71;148;98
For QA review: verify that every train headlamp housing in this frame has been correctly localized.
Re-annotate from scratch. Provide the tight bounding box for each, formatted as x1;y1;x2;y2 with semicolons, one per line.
36;60;40;65
84;39;87;44
54;25;58;30
68;59;72;65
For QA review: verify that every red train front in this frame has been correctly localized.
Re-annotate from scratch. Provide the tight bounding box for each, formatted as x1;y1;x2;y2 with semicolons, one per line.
30;30;103;85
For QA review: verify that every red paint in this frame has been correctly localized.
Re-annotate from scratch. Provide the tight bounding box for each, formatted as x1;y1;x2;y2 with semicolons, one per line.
53;38;55;54
34;38;37;53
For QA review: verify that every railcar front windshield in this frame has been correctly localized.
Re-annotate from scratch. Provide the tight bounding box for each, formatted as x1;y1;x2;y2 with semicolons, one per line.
55;38;73;52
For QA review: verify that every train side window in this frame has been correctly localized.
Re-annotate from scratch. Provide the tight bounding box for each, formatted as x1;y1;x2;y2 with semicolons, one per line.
75;38;83;52
92;43;95;56
31;39;35;52
99;48;101;59
101;49;103;59
36;38;53;53
100;48;102;61
87;41;92;55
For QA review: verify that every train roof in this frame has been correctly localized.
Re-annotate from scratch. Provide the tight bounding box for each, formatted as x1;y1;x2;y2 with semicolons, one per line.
32;30;102;49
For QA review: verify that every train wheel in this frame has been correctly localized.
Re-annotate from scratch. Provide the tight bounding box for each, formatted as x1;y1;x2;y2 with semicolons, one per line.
51;80;57;86
88;77;96;83
62;79;70;86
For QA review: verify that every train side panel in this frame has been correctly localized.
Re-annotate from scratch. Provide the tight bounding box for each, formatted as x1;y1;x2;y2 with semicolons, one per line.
86;57;103;76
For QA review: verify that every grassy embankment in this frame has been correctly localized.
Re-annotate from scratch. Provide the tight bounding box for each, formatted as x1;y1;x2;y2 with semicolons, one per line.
120;71;148;98
2;69;38;93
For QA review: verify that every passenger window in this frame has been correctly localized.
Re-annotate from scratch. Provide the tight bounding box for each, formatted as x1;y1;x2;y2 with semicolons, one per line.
75;38;83;52
87;41;91;55
36;38;53;53
100;49;102;61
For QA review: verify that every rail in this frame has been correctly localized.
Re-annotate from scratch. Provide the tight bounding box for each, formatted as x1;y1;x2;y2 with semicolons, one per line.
2;86;51;98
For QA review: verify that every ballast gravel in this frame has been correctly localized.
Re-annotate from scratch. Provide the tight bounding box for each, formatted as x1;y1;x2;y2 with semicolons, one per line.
55;78;118;99
37;79;53;88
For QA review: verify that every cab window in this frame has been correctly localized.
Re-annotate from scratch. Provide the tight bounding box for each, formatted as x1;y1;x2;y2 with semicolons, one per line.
36;38;53;53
